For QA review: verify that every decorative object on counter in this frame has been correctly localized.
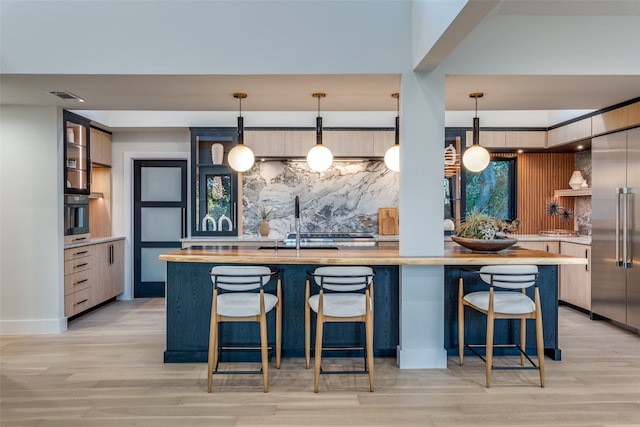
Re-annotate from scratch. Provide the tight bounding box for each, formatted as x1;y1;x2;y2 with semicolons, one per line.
581;179;589;188
307;93;333;172
568;170;585;189
538;199;577;236
227;93;255;172
444;218;455;236
378;207;399;235
210;143;224;165
210;176;224;200
218;214;233;232
259;206;273;237
452;212;519;252
462;92;490;173
384;92;400;172
202;214;216;231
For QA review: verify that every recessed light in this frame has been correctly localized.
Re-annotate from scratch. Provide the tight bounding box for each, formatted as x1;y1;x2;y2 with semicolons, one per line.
577;145;584;150
47;91;85;103
517;149;524;154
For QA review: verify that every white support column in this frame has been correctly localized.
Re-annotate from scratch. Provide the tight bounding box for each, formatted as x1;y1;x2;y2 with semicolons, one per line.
396;70;447;368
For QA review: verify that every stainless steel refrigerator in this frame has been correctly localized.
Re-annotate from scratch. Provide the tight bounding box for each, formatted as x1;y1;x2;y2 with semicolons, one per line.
592;126;640;331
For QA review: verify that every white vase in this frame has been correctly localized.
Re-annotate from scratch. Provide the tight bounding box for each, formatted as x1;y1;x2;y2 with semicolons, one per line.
211;143;224;165
66;128;75;143
569;170;584;189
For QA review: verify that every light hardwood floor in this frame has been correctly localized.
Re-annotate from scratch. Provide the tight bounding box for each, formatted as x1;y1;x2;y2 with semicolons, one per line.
2;299;639;427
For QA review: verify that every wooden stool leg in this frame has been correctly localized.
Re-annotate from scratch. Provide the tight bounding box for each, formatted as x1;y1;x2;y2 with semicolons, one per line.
305;281;311;369
520;318;526;366
458;277;465;366
314;314;324;393
260;311;269;393
485;311;495;388
535;288;545;388
207;292;219;393
366;302;375;392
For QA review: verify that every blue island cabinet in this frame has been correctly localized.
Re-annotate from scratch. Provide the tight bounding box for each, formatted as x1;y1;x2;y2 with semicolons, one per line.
163;262;560;363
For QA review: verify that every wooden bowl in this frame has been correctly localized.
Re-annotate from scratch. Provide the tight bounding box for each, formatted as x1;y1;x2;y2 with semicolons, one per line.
451;236;518;253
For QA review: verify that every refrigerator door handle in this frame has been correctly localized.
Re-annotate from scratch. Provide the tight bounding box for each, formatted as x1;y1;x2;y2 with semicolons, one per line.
616;188;623;267
623;188;634;268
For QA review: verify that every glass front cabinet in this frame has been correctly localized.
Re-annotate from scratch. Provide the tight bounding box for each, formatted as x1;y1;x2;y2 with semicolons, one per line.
64;111;91;195
190;128;239;237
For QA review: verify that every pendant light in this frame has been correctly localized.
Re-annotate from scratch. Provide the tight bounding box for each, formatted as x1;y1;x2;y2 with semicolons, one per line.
306;92;333;172
462;92;490;172
227;92;255;172
384;92;400;172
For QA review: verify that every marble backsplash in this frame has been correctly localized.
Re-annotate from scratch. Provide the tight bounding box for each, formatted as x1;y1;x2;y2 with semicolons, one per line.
241;160;399;237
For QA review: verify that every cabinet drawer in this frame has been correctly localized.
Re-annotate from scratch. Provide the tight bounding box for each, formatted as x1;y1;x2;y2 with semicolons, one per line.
64;246;93;261
64;287;91;317
64;257;92;275
64;270;92;295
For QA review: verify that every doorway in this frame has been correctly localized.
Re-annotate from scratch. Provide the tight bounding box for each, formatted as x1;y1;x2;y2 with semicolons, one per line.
133;160;187;297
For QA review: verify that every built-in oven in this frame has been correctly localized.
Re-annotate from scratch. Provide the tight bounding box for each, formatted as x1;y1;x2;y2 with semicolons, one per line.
64;194;90;242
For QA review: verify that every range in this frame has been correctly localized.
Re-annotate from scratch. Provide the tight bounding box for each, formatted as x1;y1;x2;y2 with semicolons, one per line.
283;232;376;247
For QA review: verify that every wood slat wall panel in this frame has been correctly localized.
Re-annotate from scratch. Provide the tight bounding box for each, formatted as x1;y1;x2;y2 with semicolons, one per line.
494;152;575;235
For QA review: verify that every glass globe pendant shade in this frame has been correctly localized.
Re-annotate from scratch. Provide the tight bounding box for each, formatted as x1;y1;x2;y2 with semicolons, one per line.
384;144;400;172
306;144;333;172
227;144;255;172
462;144;490;172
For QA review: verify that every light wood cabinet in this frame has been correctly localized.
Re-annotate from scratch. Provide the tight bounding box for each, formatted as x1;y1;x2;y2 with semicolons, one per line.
547;117;592;147
324;130;375;157
90;127;112;166
244;130;286;157
591;101;640;136
465;130;506;148
64;239;124;318
504;131;546;149
516;241;559;253
559;242;591;311
373;130;395;157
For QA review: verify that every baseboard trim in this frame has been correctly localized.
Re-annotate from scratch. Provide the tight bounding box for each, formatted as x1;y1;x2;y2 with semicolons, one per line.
0;317;67;335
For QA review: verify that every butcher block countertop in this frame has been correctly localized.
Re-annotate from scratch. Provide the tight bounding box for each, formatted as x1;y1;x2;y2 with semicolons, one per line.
159;245;587;266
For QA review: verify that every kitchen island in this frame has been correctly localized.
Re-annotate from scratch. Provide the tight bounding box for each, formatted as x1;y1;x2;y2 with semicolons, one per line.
159;245;586;366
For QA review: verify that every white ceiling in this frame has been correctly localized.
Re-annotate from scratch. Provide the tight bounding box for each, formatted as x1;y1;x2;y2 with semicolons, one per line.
1;1;638;118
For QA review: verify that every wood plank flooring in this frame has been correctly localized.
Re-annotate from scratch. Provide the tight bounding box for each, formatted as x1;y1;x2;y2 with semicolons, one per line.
2;299;639;427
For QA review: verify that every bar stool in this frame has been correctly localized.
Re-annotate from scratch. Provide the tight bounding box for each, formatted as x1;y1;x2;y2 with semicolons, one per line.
458;265;545;387
208;265;281;393
305;266;375;393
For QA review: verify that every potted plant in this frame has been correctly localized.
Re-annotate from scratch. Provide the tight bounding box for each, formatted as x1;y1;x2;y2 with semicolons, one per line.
259;206;273;237
452;211;520;252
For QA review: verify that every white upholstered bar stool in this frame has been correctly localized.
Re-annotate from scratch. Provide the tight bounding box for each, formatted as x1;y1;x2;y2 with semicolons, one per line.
305;266;375;393
458;265;545;388
208;266;281;393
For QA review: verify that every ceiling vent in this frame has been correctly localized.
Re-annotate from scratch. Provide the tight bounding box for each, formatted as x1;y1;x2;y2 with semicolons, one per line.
47;91;85;102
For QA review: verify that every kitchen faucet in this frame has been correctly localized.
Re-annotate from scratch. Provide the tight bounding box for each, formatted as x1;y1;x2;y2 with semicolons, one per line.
295;195;301;254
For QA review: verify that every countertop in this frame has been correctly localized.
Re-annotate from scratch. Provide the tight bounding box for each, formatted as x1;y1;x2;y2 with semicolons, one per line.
159;245;587;266
64;236;125;249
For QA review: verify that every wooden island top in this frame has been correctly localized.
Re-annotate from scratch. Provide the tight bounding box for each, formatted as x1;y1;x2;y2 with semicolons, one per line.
158;244;588;266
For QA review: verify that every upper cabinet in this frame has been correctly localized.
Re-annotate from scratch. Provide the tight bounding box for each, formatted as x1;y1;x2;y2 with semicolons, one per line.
64;111;91;195
464;130;546;149
547;117;592;148
465;130;506;148
90;127;112;166
591;101;640;136
190;128;239;237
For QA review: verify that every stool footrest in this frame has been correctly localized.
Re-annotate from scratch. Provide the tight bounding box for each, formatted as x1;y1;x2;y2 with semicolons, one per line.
465;344;540;369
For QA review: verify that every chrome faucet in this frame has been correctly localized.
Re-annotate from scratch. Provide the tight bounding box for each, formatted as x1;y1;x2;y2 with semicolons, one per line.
295;195;301;254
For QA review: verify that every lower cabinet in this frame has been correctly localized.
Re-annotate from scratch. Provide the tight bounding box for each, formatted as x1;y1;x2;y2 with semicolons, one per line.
559;242;591;311
517;241;560;253
64;239;124;317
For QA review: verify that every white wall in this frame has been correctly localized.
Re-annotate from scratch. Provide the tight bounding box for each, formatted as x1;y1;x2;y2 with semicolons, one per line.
111;130;190;300
0;105;66;333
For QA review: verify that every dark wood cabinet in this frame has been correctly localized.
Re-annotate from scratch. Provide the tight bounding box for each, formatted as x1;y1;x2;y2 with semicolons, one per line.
190;128;239;237
64;111;91;195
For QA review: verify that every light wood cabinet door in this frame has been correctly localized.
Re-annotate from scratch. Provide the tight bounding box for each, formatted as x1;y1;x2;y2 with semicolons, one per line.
559;242;591;311
591;101;640;136
324;130;375;157
373;130;395;157
517;241;559;253
547;117;592;147
90;127;112;166
244;130;286;158
504;131;546;149
465;130;506;148
92;240;125;304
285;130;315;157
